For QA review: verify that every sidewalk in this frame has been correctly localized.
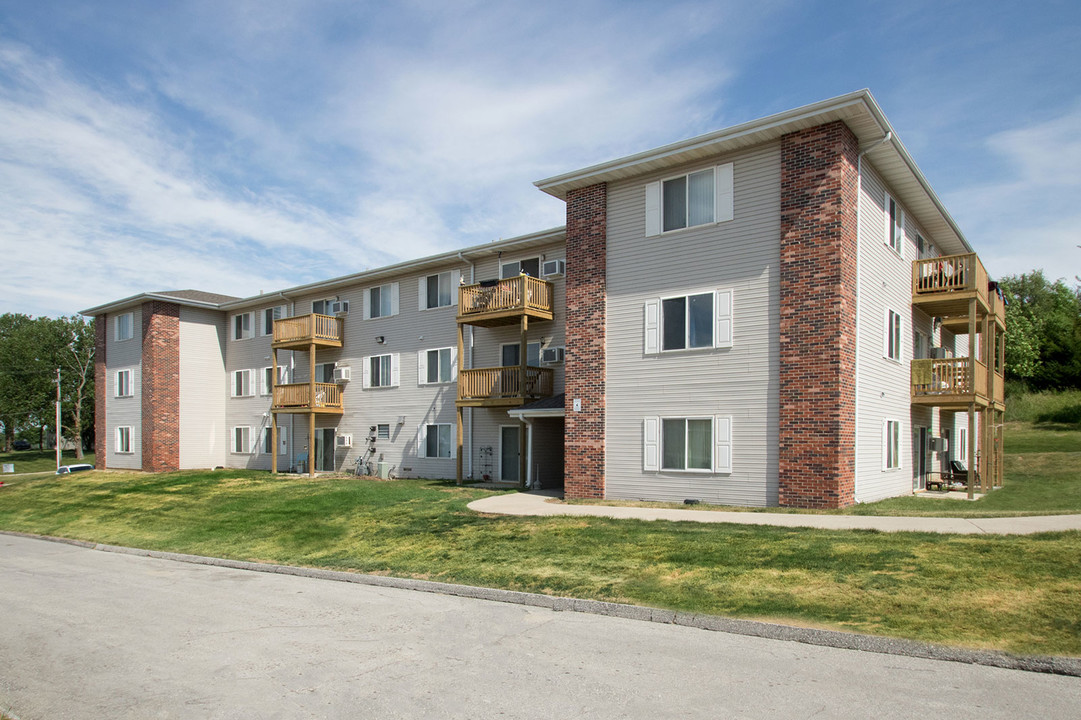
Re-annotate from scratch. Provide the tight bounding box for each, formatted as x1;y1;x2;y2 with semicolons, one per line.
467;491;1081;535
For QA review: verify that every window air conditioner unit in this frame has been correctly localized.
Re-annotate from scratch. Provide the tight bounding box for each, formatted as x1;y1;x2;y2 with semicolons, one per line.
929;347;951;359
331;300;350;315
336;433;353;448
334;366;351;383
929;437;946;453
542;259;565;279
541;347;565;364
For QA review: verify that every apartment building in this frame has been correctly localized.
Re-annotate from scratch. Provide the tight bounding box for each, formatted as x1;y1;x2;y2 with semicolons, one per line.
83;90;1005;508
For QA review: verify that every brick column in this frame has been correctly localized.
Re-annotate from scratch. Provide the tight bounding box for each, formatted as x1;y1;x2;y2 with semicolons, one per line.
778;121;859;508
141;301;181;472
94;315;107;469
563;182;607;499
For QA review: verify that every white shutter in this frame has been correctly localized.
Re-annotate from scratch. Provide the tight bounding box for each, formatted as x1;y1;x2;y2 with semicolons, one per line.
451;270;461;305
450;346;458;380
897;209;906;258
644;300;660;354
417;350;428;385
363;290;371;320
643;417;660;471
715;163;734;223
391;353;400;387
418;277;427;311
715;289;733;348
645;181;661;237
714;416;732;473
390;282;400;316
361;356;371;389
417;425;426;458
882;421;889;471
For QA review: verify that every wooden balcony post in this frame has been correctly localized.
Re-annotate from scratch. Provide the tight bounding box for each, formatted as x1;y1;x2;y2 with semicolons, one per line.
457;323;465;485
519;313;528;488
967;402;976;499
271;348;279;474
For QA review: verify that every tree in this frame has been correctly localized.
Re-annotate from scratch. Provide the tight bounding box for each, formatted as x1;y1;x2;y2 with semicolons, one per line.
998;271;1081;390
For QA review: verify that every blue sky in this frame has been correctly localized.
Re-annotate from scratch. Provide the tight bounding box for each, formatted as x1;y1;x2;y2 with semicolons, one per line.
1;0;1079;317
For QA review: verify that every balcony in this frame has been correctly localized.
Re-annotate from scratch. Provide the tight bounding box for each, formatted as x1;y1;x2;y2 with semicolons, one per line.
457;275;554;328
911;358;1002;409
456;366;555;407
912;253;990;319
272;314;343;350
272;382;344;414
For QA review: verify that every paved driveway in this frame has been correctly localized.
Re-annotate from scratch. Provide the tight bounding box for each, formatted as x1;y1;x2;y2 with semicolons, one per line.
1;534;1078;719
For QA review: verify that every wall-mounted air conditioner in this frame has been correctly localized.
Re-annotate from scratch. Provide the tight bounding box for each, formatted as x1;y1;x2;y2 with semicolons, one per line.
542;259;565;279
331;300;350;315
334;366;351;382
541;347;565;364
929;437;946;452
929;347;952;359
336;433;353;448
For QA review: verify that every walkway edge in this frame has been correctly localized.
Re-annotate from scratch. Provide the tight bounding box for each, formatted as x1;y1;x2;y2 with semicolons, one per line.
3;529;1079;678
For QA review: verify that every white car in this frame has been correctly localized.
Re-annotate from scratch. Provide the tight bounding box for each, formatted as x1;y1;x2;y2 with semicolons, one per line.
56;464;94;475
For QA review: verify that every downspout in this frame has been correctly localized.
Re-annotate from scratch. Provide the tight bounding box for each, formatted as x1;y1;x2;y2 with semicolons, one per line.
855;132;892;500
458;252;476;478
274;292;296;472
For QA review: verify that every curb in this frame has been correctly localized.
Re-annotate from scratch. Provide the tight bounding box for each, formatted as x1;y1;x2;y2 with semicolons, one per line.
4;529;1080;678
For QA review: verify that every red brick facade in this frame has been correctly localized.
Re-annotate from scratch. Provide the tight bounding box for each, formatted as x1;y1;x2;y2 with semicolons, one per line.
563;183;607;499
141;301;181;472
777;121;860;508
94;315;107;469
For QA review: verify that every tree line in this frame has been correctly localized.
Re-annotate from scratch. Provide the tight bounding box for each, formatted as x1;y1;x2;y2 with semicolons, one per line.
0;314;95;456
998;271;1081;392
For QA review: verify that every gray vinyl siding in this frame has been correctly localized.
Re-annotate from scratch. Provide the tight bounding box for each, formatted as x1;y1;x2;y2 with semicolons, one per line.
224;307;278;469
855;163;953;502
105;307;142;469
605;142;780;506
179;308;227;469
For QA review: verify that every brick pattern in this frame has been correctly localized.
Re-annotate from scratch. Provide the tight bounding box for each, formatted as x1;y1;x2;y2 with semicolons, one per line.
94;315;107;469
778;121;859;508
141;301;181;472
563;183;608;499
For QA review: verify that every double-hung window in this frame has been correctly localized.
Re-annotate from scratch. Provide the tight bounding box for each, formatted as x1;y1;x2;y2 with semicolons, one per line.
261;367;286;396
500;342;540;367
362;353;399;388
231;369;253;397
886;310;902;362
232;426;252;454
419;348;455;384
499;258;540;279
645;163;733;236
115;369;133;398
115;426;133;454
419;424;452;459
261;426;287;455
262;305;285;336
232;313;253;341
644;289;733;353
420;271;460;309
883;420;901;470
885;192;904;255
115;312;134;342
643;416;732;473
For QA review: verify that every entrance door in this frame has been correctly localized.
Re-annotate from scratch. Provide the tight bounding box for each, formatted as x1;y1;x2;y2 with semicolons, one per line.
914;426;928;490
313;428;336;472
500;426;520;483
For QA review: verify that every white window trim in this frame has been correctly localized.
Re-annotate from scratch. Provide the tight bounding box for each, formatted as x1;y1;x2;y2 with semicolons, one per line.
645;162;734;237
232;426;254;455
884;308;903;363
363;282;400;320
114;312;134;342
418;270;461;310
114;369;133;398
418;347;458;385
884;191;905;257
115;426;133;454
361;353;400;389
417;423;454;459
644;288;733;354
231;369;254;398
883;419;902;471
643;415;732;474
232;312;253;341
261;305;286;336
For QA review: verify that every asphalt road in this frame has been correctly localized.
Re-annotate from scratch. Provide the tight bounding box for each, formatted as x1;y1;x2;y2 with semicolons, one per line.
1;534;1078;719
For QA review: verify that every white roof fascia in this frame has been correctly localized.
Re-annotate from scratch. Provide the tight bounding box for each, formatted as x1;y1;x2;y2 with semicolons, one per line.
80;293;225;317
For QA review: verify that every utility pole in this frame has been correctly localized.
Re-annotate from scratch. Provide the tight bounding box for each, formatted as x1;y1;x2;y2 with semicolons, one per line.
55;367;61;471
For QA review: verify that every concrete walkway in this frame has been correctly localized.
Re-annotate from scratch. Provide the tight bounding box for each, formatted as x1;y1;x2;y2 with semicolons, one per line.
467;491;1081;535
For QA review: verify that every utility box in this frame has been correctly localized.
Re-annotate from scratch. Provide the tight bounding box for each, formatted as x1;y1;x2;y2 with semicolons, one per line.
377;462;391;479
2;464;13;474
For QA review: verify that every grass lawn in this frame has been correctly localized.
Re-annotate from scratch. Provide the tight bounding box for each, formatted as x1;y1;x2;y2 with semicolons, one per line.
1;468;1079;656
0;449;95;475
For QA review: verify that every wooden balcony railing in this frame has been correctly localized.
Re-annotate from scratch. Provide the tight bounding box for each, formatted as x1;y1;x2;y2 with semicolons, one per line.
912;253;988;298
458;275;553;322
457;366;554;404
272;382;343;412
272;314;342;348
911;358;987;400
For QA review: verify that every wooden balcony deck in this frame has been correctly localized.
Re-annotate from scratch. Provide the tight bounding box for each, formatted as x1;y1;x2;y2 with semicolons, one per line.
457;275;554;328
456;366;555;407
272;382;344;414
912;253;990;318
272;314;343;350
911;358;1002;410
